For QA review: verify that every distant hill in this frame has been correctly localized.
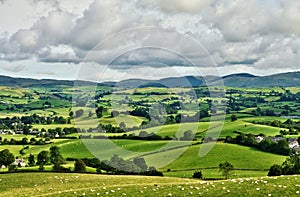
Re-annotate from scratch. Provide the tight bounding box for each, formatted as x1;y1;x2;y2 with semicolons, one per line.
1;72;300;88
0;75;95;88
115;72;300;88
220;72;300;87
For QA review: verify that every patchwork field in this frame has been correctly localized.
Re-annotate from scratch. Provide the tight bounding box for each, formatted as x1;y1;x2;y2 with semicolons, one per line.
1;82;300;196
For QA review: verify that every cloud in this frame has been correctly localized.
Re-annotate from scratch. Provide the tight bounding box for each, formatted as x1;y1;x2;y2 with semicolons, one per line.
11;30;39;52
70;0;157;51
137;0;212;13
0;64;25;72
0;0;300;79
38;45;81;63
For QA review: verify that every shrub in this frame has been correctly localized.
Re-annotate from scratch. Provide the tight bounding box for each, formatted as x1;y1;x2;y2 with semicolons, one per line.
268;164;282;176
74;160;86;172
193;170;203;179
8;165;17;172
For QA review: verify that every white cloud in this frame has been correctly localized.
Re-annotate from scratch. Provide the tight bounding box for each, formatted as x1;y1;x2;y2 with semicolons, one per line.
137;0;212;13
0;0;300;80
0;64;25;73
38;45;80;63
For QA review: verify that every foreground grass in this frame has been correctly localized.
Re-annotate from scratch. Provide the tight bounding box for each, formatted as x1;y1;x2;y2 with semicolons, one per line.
0;173;299;196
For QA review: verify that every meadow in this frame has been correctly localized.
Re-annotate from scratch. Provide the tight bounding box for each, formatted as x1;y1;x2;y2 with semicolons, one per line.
0;173;299;197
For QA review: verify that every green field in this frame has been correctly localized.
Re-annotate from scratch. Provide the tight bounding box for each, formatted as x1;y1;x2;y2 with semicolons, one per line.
0;173;299;197
146;143;286;178
1;136;288;179
218;120;284;137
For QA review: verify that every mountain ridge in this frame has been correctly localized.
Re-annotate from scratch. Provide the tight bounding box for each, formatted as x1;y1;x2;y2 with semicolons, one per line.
1;72;300;88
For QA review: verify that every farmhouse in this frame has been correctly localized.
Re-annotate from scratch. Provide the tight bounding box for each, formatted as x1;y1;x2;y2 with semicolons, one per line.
288;138;299;149
15;130;24;134
269;136;285;143
0;130;15;135
11;158;26;167
12;122;24;127
293;146;300;153
255;136;264;143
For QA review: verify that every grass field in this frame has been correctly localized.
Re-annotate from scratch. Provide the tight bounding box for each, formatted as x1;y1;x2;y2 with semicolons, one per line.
217;120;284;137
1;138;287;179
118;120;284;139
148;143;287;178
125;122;210;138
0;173;299;196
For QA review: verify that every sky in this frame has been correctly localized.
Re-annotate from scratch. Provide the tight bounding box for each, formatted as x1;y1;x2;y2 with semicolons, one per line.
0;0;300;82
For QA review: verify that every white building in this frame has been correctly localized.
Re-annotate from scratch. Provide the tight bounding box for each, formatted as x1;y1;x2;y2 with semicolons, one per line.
11;159;26;167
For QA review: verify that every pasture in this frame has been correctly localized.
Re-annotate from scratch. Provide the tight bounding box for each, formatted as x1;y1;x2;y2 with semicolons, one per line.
0;173;299;196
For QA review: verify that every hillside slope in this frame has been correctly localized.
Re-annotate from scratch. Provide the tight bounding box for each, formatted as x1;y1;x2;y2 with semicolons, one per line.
2;72;300;88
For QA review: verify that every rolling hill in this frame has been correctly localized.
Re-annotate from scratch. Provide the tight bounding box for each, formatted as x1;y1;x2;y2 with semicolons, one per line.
2;71;300;88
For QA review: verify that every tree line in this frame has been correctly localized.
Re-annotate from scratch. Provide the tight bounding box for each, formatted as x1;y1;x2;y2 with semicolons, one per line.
268;154;300;176
225;133;292;156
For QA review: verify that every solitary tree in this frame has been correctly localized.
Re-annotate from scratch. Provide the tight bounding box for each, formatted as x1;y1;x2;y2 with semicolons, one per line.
231;115;237;122
75;109;84;118
69;111;74;117
0;149;15;167
192;170;203;179
180;130;194;141
74;159;86;172
219;161;234;179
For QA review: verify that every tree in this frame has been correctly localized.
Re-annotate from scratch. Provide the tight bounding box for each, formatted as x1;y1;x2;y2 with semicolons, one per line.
139;131;149;138
69;111;74;117
111;110;119;117
193;170;203;179
75;109;84;118
146;166;163;176
119;122;126;131
96;106;104;118
28;154;35;166
180;130;194;141
19;149;25;156
8;164;17;171
49;146;64;164
231;115;237;122
0;149;15;167
74;159;86;172
268;164;282;176
133;157;148;172
36;151;49;165
21;137;28;145
219;161;234;179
